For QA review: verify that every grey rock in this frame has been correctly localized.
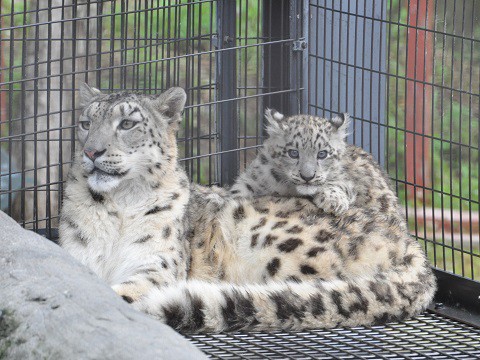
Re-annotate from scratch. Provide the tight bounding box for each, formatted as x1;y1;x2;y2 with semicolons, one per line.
0;211;206;360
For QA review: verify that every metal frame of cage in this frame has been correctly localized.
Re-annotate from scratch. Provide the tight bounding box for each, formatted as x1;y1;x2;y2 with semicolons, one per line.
0;0;479;358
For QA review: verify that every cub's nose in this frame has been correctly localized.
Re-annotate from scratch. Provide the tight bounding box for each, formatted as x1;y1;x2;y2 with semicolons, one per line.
300;173;315;183
84;148;106;161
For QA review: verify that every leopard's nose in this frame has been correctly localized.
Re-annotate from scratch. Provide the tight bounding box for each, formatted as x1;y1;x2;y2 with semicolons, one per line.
300;173;315;183
84;148;106;161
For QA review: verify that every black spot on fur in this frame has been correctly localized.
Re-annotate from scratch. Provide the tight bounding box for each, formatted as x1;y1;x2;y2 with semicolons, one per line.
348;285;370;313
246;184;254;193
75;232;89;246
270;168;282;182
188;296;206;331
307;246;325;257
62;216;78;229
148;277;159;286
287;276;301;283
233;205;246;221
373;312;399;325
230;190;240;194
331;290;350;317
272;220;288;230
145;205;172;215
122;295;134;304
275;211;290;219
251;217;267;231
263;234;278;247
300;264;318;275
256;207;269;214
348;236;365;258
137;267;159;274
379;194;390;212
89;188;104;203
251;233;259;247
270;292;306;321
163;303;184;329
134;234;153;244
259;153;269;165
221;290;258;331
286;225;303;234
267;258;280;277
171;192;180;200
163;226;171;238
403;254;414;265
278;238;303;253
369;281;394;305
310;294;325;316
315;230;333;243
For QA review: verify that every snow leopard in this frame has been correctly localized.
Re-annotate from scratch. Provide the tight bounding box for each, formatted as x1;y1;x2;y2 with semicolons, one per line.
59;84;191;302
60;86;436;333
231;109;402;222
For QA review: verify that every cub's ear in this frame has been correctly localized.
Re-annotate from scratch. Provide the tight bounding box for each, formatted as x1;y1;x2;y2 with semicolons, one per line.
154;87;187;126
79;83;102;106
330;113;350;139
264;108;287;136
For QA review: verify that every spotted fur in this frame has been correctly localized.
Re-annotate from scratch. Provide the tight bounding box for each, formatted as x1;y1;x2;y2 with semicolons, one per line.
137;187;435;332
60;88;435;334
231;110;401;219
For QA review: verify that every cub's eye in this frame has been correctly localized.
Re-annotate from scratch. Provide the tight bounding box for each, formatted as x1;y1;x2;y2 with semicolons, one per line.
287;149;299;159
317;150;328;159
79;121;91;130
119;119;137;130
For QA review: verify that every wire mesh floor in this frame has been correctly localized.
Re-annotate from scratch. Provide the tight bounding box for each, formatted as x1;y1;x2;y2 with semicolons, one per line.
186;311;480;359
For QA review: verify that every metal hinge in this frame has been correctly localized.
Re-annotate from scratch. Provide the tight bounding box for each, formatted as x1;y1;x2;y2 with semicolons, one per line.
292;38;307;52
212;34;234;49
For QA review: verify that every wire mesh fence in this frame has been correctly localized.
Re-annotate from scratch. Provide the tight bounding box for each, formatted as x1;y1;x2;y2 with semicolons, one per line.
0;0;479;284
307;0;479;280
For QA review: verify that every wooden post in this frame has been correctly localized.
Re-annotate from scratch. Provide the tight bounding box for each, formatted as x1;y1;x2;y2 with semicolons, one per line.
405;0;434;202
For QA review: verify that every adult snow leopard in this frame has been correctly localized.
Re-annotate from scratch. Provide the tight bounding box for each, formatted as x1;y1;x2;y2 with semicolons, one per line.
60;86;436;333
231;109;402;220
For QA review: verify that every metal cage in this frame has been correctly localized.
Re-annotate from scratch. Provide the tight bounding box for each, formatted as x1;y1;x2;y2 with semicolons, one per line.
0;0;479;357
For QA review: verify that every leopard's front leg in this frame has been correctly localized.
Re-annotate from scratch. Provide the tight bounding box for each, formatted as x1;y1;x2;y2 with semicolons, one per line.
111;244;186;303
111;266;170;303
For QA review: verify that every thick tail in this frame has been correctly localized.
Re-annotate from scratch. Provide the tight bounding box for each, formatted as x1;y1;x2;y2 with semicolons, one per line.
134;259;436;333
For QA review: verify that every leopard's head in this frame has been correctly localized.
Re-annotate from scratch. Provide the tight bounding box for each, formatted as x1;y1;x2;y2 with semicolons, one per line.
263;109;350;195
77;84;186;192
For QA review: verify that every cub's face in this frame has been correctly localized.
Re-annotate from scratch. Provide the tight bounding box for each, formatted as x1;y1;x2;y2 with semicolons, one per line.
263;110;349;196
76;84;186;192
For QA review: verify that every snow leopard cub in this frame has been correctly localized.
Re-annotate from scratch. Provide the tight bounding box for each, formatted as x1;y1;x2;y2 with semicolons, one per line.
231;110;401;221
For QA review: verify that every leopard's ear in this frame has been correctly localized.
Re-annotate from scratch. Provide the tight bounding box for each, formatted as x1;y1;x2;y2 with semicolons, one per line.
153;87;187;127
79;83;102;106
264;108;287;136
330;113;350;139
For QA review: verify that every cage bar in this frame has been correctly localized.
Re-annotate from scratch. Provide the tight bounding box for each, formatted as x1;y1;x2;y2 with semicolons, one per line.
215;0;238;186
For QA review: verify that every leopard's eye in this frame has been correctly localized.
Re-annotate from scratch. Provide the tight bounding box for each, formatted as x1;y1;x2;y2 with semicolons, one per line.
79;121;91;131
287;149;299;159
317;150;328;159
119;119;137;130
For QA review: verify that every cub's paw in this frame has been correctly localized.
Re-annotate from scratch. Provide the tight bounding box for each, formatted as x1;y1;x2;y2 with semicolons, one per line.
313;189;351;215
